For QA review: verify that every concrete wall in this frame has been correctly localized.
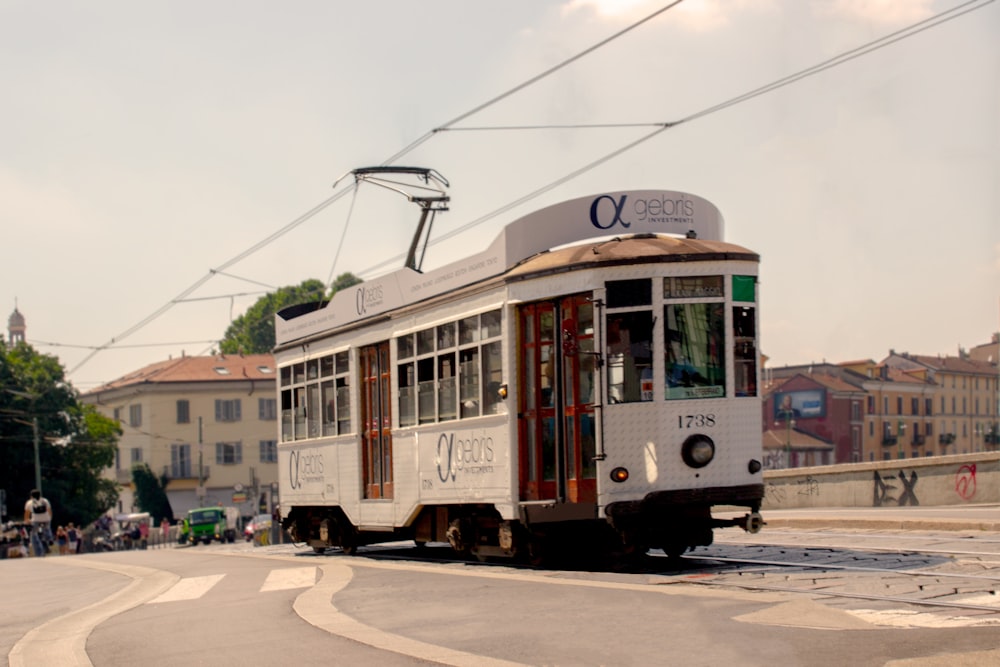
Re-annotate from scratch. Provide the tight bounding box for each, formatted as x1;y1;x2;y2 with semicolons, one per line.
761;452;999;509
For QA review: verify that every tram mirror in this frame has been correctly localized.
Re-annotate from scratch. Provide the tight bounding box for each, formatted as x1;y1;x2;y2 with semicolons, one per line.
561;319;578;356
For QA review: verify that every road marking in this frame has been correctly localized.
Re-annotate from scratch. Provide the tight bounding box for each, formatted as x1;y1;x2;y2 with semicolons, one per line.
260;567;317;592
147;574;226;603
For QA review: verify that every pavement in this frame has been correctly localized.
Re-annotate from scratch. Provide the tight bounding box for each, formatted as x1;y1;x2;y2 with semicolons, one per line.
752;504;1000;532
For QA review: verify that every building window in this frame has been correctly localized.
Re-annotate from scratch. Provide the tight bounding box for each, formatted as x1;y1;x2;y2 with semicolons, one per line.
896;397;903;414
215;399;242;422
215;441;243;465
260;439;277;463
176;399;190;424
867;396;875;414
925;398;933;416
170;443;192;478
259;397;277;421
911;397;919;415
130;447;143;464
129;404;142;428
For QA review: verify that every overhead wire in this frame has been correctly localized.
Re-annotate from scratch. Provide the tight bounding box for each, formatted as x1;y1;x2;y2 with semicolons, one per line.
61;0;992;378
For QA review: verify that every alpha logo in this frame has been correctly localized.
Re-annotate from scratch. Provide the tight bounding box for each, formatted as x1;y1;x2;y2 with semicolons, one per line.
436;432;495;483
590;193;695;230
288;449;324;490
355;283;384;316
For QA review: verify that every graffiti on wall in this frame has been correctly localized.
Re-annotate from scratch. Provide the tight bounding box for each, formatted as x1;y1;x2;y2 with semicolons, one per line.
873;469;919;507
955;464;977;501
797;476;819;496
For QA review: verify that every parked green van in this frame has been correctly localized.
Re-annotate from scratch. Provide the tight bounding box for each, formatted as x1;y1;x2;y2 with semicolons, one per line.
185;507;238;545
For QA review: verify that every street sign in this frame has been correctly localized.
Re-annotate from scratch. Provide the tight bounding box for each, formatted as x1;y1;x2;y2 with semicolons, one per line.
232;492;247;504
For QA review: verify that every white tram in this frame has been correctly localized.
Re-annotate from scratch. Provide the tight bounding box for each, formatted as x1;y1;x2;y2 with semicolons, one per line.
275;187;765;562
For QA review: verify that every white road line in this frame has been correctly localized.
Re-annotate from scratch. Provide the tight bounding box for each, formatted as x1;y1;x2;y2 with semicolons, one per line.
147;574;226;603
260;567;317;592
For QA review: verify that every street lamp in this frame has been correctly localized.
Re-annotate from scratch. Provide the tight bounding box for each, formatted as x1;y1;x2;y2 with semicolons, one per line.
2;388;44;493
777;408;795;469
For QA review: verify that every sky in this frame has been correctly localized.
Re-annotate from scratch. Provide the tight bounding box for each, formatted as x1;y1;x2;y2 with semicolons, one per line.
2;0;998;390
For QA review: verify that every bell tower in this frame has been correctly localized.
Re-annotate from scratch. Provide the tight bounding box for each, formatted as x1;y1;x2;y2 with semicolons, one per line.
7;301;26;344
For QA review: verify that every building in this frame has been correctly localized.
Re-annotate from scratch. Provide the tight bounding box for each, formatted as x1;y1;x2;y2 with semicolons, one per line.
762;366;866;467
839;360;937;462
82;353;279;518
882;350;999;454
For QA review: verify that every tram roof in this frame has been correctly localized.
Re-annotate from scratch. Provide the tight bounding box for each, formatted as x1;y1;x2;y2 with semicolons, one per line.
275;190;749;348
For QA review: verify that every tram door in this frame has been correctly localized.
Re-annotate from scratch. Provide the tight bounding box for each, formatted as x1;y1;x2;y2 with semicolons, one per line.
518;294;598;504
360;341;393;499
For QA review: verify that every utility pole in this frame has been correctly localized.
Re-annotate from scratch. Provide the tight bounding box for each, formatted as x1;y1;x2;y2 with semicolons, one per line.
197;416;205;504
32;417;42;493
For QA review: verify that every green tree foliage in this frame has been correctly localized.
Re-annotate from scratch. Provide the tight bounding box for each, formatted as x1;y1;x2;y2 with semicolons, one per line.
131;463;174;522
0;340;120;528
219;274;362;355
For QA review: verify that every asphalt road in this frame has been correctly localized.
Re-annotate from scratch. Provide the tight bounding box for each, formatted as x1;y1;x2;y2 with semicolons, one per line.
3;506;1000;667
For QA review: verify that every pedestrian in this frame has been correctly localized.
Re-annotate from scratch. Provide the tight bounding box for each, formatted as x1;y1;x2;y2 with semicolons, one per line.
138;520;149;549
56;525;68;555
160;517;170;546
67;522;79;554
23;489;53;557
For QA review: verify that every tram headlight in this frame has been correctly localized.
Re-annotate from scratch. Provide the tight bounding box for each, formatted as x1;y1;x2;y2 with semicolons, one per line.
610;466;629;483
681;435;715;469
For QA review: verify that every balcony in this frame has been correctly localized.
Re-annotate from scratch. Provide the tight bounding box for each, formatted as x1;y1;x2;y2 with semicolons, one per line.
161;465;209;480
881;436;898;447
938;433;956;446
911;435;926;446
985;433;1000;446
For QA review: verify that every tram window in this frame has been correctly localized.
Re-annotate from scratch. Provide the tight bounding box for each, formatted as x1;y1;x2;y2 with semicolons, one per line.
320;356;334;377
398;334;414;360
459;315;479;345
733;307;757;397
417;328;435;355
280;390;292;441
664;303;725;400
437;322;456;350
398;361;416;426
438;353;457;421
482;309;501;338
293;362;305;384
335;351;349;375
459;348;480;418
280;366;292;387
417;358;435;424
293;386;307;440
606;311;653;403
321;380;336;436
606;279;651;308
336;376;351;433
482;341;503;415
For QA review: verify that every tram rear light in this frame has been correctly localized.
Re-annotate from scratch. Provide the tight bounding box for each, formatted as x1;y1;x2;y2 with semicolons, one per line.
497;383;508;400
748;459;762;474
610;467;629;483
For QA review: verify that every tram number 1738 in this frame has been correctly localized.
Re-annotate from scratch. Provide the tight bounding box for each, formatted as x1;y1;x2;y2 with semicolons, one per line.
678;414;716;428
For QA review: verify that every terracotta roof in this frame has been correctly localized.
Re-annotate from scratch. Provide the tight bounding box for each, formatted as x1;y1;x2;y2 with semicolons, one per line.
904;354;997;374
85;354;275;393
762;428;833;451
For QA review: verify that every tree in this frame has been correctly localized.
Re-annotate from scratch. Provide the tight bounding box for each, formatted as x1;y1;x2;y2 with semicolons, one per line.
0;340;120;528
219;273;362;355
131;463;174;522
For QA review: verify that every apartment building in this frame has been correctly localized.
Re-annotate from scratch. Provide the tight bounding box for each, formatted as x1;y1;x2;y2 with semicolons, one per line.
882;350;1000;454
82;353;279;518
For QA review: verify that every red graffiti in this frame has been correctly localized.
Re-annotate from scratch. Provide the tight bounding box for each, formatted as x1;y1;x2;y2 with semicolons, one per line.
955;463;977;501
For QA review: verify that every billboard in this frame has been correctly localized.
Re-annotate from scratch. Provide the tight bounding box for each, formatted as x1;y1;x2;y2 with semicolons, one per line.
773;389;826;420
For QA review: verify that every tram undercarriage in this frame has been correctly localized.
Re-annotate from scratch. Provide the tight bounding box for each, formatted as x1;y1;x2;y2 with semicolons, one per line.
284;492;764;565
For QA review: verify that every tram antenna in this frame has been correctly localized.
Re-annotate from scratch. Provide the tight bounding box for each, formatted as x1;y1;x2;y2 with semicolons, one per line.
333;166;450;272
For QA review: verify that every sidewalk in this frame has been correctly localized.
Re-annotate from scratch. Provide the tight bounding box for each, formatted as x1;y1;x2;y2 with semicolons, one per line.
757;504;1000;532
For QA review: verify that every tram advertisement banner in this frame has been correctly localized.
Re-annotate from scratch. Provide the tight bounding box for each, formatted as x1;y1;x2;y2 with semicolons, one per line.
418;423;509;500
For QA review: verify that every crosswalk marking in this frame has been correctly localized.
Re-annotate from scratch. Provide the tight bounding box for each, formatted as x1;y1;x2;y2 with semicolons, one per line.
148;574;226;603
260;567;317;592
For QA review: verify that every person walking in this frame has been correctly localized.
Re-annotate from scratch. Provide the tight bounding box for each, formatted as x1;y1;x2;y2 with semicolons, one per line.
23;489;52;557
67;523;79;554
